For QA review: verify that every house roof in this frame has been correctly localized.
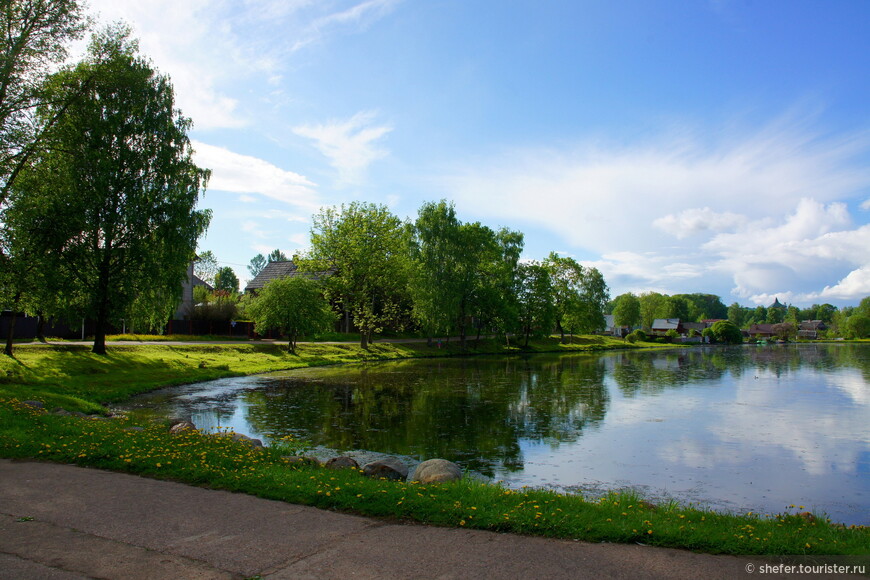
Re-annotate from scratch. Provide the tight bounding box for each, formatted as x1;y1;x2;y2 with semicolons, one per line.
192;274;212;291
748;324;776;335
651;318;680;331
245;261;299;291
244;261;330;292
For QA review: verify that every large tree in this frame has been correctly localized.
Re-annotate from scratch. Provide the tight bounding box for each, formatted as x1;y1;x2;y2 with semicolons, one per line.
301;201;410;348
542;252;584;343
408;200;463;343
0;0;86;353
515;261;556;347
571;266;609;334
612;292;641;333
7;27;211;354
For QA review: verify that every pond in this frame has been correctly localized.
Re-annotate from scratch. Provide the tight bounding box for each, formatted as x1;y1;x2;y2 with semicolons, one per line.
122;343;870;525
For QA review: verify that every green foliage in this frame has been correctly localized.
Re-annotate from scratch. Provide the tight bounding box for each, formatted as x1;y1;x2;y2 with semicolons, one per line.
0;0;87;202
516;261;556;347
843;314;869;339
542;252;583;342
639;292;667;330
191;290;237;322
673;293;727;321
213;267;239;294
727;302;746;328
612;293;641;330
662;296;690;321
711;320;743;345
6;26;210;354
247;276;335;352
267;249;288;263
301;202;411;348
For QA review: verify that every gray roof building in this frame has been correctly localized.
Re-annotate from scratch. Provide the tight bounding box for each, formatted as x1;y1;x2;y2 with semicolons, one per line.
244;261;330;293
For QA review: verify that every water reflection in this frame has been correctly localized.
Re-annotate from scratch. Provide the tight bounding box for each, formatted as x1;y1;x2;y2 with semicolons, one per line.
123;344;870;525
238;355;610;474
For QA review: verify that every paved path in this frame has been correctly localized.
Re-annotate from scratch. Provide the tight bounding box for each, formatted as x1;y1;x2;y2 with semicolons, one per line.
0;460;819;580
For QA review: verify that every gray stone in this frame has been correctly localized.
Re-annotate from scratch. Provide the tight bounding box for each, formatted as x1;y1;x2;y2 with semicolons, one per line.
169;421;197;434
362;458;408;480
410;459;462;484
21;400;44;410
324;456;360;470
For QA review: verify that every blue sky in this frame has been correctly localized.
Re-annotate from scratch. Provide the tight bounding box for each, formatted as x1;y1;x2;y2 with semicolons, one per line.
83;0;870;307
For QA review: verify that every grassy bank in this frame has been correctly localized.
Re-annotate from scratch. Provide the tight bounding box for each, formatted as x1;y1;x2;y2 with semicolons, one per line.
0;399;866;557
0;335;639;412
1;337;866;557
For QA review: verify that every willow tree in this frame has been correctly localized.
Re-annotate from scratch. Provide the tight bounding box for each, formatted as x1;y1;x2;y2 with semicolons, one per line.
247;276;335;352
6;27;211;354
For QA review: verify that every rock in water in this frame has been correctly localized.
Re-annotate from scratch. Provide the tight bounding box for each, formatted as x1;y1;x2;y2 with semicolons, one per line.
410;459;462;484
362;458;408;480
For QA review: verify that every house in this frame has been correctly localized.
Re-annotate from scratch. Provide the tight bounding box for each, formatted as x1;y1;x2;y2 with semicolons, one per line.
798;320;826;340
244;260;301;293
243;260;330;294
651;318;682;335
681;322;707;336
748;323;776;338
174;259;213;319
603;315;628;337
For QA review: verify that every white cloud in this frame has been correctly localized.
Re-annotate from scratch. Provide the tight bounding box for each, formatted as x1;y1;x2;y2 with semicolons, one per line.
84;0;402;130
813;267;870;301
193;141;319;209
446;113;870;304
654;207;747;239
293;111;392;185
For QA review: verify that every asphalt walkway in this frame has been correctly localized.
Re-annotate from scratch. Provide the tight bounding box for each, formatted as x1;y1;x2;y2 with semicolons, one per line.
0;459;827;579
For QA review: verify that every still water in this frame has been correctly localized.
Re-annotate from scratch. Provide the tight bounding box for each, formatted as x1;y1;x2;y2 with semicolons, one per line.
123;344;870;525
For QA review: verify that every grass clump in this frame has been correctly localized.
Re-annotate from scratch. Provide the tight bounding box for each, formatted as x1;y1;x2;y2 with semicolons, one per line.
1;397;867;556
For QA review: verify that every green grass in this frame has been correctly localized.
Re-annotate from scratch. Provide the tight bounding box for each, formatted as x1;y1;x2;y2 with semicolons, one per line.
0;336;647;411
0;398;866;557
4;335;860;557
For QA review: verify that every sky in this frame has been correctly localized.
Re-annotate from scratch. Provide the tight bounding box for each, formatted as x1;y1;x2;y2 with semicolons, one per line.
81;0;870;307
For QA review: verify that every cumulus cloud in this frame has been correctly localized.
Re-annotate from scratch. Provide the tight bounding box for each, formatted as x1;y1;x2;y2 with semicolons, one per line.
446;114;870;304
193;140;319;209
293;111;392;185
654;208;747;239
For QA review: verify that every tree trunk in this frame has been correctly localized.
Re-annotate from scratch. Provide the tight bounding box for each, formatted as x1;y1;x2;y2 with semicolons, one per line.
92;314;107;355
5;312;17;357
36;312;46;343
360;331;368;349
5;292;22;356
556;320;565;344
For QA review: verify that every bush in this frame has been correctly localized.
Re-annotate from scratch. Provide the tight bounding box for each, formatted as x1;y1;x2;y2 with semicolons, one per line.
711;320;743;345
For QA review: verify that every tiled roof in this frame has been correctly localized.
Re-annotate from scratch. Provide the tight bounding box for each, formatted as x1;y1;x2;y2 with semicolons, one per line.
244;261;300;291
243;261;331;292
